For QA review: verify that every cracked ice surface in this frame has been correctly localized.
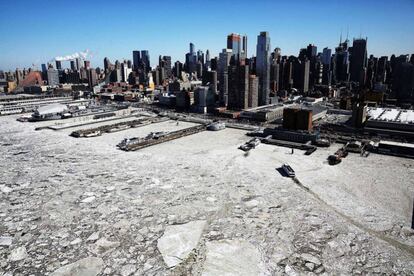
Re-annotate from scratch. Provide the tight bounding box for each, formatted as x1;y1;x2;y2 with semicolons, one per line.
0;114;414;275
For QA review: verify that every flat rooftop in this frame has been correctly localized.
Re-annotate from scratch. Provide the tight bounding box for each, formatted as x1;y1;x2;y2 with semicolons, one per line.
367;107;414;124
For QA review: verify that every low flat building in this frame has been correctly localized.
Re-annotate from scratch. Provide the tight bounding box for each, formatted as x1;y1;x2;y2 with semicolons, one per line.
240;103;291;122
366;107;414;132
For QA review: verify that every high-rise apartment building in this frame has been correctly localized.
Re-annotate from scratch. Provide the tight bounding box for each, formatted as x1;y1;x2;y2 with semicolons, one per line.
256;32;271;105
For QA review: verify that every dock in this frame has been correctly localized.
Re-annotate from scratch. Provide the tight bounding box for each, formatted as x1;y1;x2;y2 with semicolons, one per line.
120;124;206;151
70;117;168;137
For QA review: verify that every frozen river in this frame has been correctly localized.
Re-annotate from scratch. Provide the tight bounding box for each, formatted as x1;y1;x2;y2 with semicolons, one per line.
1;114;414;275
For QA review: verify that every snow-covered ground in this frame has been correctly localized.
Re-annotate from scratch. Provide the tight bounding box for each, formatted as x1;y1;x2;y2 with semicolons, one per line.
1;114;414;275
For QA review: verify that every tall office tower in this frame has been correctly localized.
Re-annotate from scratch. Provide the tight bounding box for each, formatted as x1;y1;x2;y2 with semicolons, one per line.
205;50;211;69
110;69;122;82
173;61;183;78
196;61;203;79
248;75;259;108
80;67;88;81
278;57;289;91
210;57;218;71
133;51;141;71
350;38;368;84
104;57;111;72
272;47;281;62
293;58;310;93
242;35;248;60
15;69;23;85
270;61;280;93
203;70;218;94
88;68;97;88
305;44;318;89
75;58;82;70
228;64;249;110
227;33;241;62
185;43;197;74
392;56;414;102
306;44;317;59
321;47;332;85
218;48;232;106
127;60;132;69
197;50;204;65
364;55;376;89
256;31;271;106
55;61;62;70
333;38;350;83
84;60;90;69
161;56;172;77
47;69;60;86
190;43;195;54
70;60;76;71
152;68;160;86
140;50;150;73
121;63;132;82
321;48;332;65
115;60;121;70
376;56;388;83
41;64;48;80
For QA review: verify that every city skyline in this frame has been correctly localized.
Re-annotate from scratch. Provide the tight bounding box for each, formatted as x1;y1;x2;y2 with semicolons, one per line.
1;0;414;70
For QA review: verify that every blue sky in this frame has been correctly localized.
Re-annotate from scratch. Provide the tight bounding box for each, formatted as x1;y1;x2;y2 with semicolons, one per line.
0;0;413;71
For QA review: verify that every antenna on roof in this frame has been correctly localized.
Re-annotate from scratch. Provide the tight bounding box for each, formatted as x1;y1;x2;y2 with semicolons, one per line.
346;26;349;41
339;28;343;44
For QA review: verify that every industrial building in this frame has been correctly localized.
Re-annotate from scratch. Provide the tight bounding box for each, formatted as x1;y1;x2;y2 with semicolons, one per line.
240;103;290;122
283;107;313;131
366;107;414;132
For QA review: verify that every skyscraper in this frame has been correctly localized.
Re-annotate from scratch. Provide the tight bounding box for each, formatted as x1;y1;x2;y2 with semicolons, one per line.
350;38;368;84
104;57;111;72
133;51;141;71
75;58;82;70
70;60;76;71
186;43;197;74
218;49;232;106
306;44;317;59
88;68;97;88
140;50;150;73
47;68;60;86
256;32;271;106
205;50;211;69
376;56;388;83
161;56;172;78
321;47;332;85
393;57;414;102
227;33;241;62
248;75;258;108
228;64;249;110
293;58;310;93
333;39;350;83
242;35;248;60
55;61;62;70
190;43;195;55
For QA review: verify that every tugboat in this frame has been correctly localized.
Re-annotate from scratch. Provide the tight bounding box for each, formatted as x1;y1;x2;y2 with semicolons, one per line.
282;164;295;177
247;138;261;148
328;154;342;165
117;137;141;150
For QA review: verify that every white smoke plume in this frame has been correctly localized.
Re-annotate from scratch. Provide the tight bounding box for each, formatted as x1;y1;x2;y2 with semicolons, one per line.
54;49;90;61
